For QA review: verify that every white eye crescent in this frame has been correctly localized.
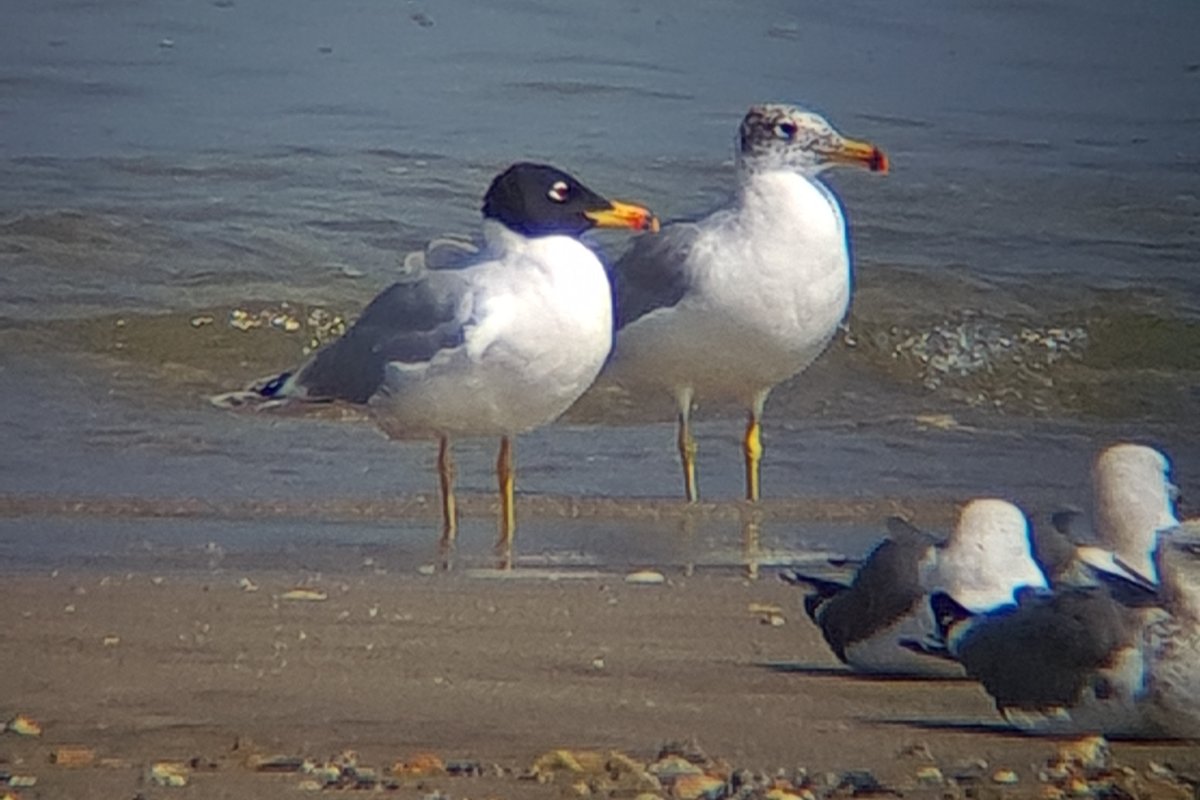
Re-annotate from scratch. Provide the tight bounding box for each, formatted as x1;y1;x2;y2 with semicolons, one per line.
547;180;570;203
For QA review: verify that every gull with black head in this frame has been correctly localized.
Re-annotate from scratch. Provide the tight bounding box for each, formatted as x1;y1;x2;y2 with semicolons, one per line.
604;103;888;502
248;163;658;567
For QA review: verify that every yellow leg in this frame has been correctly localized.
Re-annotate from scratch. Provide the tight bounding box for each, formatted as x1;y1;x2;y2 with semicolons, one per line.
437;436;458;552
496;436;516;569
743;411;763;503
676;392;698;502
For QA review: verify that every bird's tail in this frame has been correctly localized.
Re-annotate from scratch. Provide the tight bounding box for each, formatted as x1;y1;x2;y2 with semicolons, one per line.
897;637;955;662
208;370;297;411
928;591;975;641
780;569;846;623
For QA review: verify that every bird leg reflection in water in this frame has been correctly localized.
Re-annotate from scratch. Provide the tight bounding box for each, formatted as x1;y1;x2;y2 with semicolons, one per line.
741;503;763;580
497;436;516;570
676;388;698;502
437;435;457;562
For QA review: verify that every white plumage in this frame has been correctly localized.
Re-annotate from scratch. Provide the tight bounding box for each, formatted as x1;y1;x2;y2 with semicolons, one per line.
244;163;658;567
371;223;615;439
937;445;1197;738
784;498;1046;678
605;103;888;501
920;498;1049;613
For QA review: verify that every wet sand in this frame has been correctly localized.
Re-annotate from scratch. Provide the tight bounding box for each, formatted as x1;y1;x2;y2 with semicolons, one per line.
3;565;1197;799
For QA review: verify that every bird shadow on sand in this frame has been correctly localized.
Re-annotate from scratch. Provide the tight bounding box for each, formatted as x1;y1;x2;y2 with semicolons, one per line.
870;718;1200;744
756;661;974;683
868;717;1022;737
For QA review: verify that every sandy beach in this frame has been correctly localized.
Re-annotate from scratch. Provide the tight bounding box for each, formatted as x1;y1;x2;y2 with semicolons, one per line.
3;563;1197;799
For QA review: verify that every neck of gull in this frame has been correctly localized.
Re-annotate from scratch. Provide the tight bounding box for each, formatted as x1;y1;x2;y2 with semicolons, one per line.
482;218;537;254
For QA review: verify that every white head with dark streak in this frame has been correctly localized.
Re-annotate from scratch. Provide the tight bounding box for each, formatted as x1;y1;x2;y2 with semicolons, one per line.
737;103;889;175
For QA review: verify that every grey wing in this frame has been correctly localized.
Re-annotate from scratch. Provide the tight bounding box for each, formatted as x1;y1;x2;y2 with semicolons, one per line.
814;535;934;658
1031;508;1096;587
885;515;939;547
291;270;470;403
610;222;702;330
957;588;1129;708
402;235;482;272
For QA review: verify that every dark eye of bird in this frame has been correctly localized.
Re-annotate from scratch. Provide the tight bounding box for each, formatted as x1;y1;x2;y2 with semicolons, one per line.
775;122;797;140
547;181;570;203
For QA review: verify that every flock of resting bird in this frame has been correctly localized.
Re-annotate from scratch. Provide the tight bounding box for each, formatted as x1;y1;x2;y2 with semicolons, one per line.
786;443;1199;740
220;102;1199;740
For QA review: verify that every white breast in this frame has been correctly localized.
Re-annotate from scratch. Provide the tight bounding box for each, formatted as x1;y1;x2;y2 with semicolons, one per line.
372;234;614;438
614;170;851;407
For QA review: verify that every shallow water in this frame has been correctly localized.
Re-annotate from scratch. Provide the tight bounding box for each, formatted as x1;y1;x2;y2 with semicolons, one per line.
1;0;1198;567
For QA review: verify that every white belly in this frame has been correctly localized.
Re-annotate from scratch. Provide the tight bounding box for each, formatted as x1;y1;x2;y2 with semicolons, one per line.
371;238;614;439
608;169;852;408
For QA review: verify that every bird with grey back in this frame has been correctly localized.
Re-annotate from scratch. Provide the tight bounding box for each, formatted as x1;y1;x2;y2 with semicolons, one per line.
932;445;1190;736
603;103;888;502
784;498;1047;677
220;163;658;568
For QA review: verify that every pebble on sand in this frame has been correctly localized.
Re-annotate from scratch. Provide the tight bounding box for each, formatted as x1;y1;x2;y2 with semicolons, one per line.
5;715;42;737
149;761;190;787
280;587;328;602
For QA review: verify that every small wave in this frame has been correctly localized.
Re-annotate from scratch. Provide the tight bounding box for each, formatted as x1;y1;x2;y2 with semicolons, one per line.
843;306;1199;420
507;80;693;102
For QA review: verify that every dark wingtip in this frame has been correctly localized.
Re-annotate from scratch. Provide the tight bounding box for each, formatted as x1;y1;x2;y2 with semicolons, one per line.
929;591;974;639
257;371;292;398
885;515;926;541
802;592;825;624
780;570;846;596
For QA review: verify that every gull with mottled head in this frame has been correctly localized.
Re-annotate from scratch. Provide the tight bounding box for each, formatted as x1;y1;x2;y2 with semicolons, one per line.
604;103;888;501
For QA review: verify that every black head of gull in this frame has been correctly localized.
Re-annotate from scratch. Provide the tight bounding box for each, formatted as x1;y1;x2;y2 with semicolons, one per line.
481;162;659;238
738;104;889;175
